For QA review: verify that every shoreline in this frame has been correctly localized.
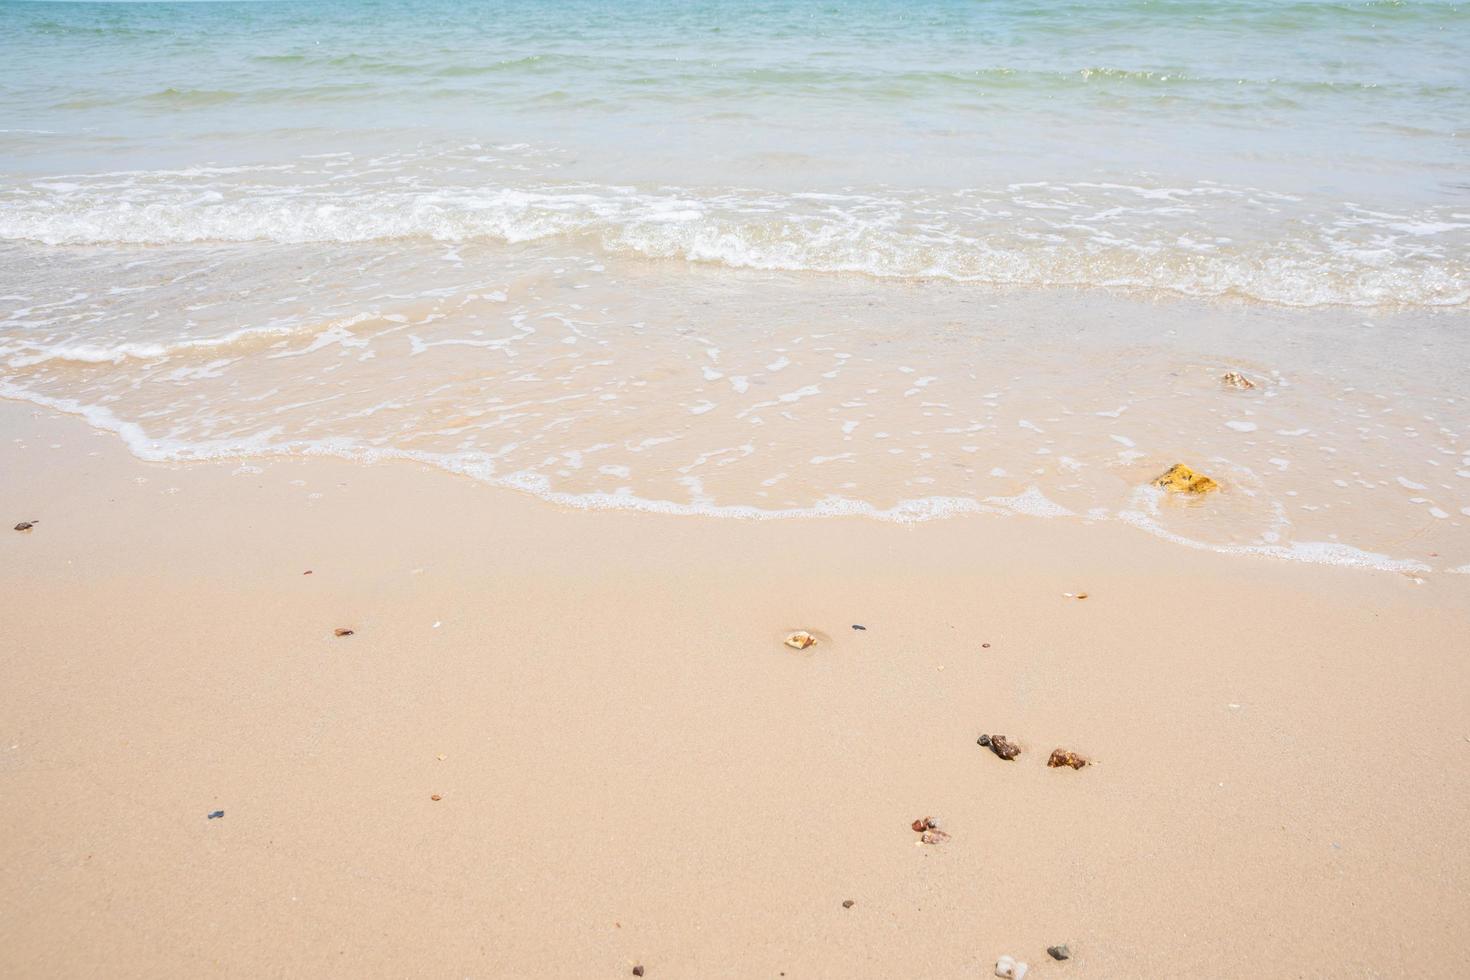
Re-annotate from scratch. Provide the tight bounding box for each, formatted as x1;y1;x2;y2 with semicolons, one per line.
3;399;1468;977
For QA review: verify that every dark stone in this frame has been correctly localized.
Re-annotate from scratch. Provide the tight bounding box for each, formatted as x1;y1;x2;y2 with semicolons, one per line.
842;900;854;909
977;734;1020;760
207;810;224;820
851;624;866;630
1047;945;1071;961
632;967;644;977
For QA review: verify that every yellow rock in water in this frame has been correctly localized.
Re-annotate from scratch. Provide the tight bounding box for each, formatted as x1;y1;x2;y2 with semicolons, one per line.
1154;463;1219;494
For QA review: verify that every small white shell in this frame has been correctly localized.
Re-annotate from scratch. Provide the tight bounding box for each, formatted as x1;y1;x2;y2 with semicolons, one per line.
994;956;1028;980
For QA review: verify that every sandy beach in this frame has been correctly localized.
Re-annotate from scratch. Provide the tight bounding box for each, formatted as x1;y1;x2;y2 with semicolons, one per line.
4;5;1468;973
3;398;1467;978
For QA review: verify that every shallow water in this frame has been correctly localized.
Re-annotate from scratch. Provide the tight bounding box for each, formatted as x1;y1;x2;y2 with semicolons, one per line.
2;0;1468;572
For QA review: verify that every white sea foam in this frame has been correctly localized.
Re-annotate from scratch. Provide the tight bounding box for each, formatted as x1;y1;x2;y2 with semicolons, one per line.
3;164;1466;308
7;370;1462;576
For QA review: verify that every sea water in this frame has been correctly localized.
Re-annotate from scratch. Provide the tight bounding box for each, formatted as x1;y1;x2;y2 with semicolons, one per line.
2;0;1467;571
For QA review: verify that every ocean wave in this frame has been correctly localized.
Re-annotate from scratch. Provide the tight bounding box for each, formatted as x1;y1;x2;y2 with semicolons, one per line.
2;172;1465;308
0;314;371;368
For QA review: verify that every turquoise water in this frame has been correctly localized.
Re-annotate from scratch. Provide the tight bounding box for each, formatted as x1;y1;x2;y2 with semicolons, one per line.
3;1;1467;197
2;0;1469;571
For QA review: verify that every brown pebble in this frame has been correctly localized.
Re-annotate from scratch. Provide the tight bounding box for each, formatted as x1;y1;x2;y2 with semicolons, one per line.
632;967;644;977
430;794;441;801
977;734;1021;760
981;642;990;648
842;899;855;909
303;570;313;575
1047;749;1088;770
13;521;36;532
911;816;937;832
334;627;354;637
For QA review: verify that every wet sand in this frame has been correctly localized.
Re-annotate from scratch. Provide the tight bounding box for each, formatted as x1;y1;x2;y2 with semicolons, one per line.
2;399;1468;978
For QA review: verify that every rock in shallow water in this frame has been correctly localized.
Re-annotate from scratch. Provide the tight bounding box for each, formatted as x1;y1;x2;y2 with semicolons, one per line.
1154;463;1219;494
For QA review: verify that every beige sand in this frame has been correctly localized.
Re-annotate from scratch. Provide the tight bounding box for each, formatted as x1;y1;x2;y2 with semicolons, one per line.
2;399;1467;978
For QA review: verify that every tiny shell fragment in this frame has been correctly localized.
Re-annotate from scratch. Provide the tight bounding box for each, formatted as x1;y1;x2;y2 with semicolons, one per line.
334;627;354;637
784;631;816;650
1047;749;1088;770
430;794;442;801
1221;371;1257;390
996;955;1029;979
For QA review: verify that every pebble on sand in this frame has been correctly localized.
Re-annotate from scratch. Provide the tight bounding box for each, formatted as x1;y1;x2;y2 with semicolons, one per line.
334;627;354;637
784;631;816;650
977;734;1021;761
13;521;36;531
1047;945;1071;961
632;966;644;977
842;899;855;909
1047;749;1088;770
207;810;224;820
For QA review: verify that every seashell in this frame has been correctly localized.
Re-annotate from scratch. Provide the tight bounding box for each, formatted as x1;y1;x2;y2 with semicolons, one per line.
1221;371;1257;390
994;956;1028;979
784;631;816;650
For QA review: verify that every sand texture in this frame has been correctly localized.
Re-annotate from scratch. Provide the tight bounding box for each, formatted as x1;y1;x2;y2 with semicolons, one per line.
2;402;1468;978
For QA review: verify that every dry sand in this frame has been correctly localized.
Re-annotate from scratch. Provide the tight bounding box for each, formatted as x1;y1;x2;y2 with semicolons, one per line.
2;399;1468;978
